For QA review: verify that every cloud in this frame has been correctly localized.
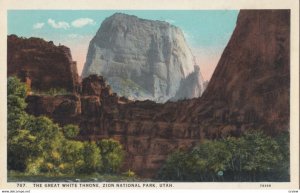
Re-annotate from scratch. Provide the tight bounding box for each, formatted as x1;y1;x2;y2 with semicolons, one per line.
48;18;70;29
33;22;45;29
71;18;95;28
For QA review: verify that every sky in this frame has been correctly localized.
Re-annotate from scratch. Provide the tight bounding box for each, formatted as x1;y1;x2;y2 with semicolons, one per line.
8;10;239;81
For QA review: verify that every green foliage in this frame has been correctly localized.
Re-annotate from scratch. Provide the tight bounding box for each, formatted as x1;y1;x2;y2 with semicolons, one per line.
157;150;195;181
8;129;37;171
157;130;289;182
7;76;28;133
25;157;46;175
62;124;80;139
273;132;290;181
8;76;27;98
97;139;124;174
191;140;232;181
8;77;72;174
31;87;69;96
7;77;127;176
123;169;135;178
24;116;65;154
240;131;282;174
21;116;65;174
81;142;102;173
61;140;84;174
7;76;30;170
109;77;151;98
46;88;69;96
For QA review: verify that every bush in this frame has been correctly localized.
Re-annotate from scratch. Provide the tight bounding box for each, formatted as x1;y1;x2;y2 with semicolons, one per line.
81;142;102;174
97;139;124;174
157;130;289;182
157;150;195;181
62;124;80;139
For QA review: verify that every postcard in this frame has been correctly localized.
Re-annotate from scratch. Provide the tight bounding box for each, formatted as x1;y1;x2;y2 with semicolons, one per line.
0;0;299;191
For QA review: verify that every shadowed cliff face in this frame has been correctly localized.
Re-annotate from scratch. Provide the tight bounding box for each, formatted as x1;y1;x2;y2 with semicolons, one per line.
22;10;290;177
7;35;79;92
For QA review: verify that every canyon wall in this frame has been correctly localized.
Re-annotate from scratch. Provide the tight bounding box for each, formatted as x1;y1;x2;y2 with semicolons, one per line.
7;35;79;92
9;10;290;177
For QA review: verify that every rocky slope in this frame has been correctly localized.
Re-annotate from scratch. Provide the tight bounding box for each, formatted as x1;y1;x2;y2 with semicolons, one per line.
23;10;290;177
7;35;80;92
82;13;204;102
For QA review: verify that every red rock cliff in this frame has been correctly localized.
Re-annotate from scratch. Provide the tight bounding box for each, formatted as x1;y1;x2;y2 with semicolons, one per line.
185;10;290;136
8;35;79;92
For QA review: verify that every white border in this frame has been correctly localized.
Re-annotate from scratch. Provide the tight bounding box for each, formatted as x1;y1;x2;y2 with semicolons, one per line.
0;0;299;190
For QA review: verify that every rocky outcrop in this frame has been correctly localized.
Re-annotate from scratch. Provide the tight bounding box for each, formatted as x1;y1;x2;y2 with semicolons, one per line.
82;13;204;102
25;10;290;177
172;65;204;101
7;35;80;92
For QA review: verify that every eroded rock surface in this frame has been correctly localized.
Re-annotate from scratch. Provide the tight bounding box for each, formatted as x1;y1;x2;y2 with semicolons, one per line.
82;13;204;102
8;35;79;92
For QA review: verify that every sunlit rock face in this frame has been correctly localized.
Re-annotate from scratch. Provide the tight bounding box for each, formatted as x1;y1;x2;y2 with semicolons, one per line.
82;13;204;102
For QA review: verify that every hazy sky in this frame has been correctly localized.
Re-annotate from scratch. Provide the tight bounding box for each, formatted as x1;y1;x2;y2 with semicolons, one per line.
8;10;239;80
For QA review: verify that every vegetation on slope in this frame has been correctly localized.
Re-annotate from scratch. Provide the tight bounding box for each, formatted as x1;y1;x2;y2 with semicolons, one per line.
7;76;125;179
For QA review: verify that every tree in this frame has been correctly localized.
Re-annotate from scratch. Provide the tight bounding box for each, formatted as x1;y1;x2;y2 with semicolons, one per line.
273;131;290;181
240;130;283;181
8;128;37;171
81;142;102;174
62;124;80;139
157;150;195;181
97;139;124;173
7;77;106;175
7;76;29;170
7;76;28;133
157;130;287;182
191;140;232;181
61;140;84;174
24;116;65;153
23;116;65;174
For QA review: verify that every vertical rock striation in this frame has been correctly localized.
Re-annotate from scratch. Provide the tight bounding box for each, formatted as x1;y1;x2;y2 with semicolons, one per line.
82;13;204;102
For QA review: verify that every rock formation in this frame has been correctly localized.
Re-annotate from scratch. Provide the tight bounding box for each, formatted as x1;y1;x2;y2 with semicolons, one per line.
82;13;204;102
172;65;204;101
20;10;290;177
7;35;80;92
186;10;290;135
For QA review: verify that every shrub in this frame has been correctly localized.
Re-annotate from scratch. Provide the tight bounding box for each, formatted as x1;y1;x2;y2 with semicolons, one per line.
97;139;124;174
81;142;102;174
62;124;80;139
157;130;289;182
